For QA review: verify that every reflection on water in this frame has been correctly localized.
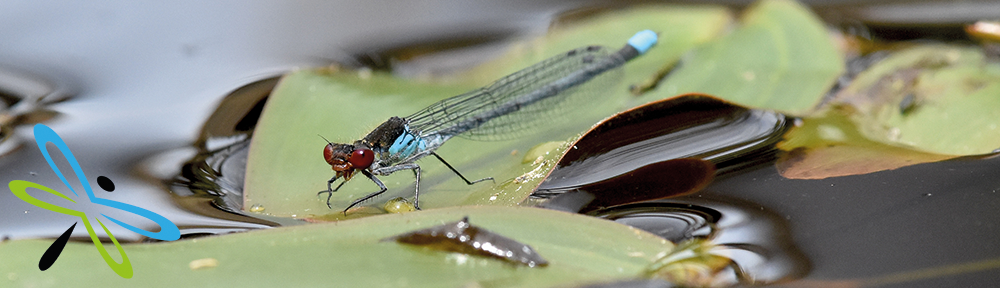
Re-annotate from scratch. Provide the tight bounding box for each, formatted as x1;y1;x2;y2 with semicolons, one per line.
171;77;277;213
563;196;809;286
594;202;717;244
166;76;296;228
0;67;67;157
594;196;810;285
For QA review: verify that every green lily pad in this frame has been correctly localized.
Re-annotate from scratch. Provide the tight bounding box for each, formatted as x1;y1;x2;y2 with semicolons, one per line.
654;0;844;115
779;43;1000;179
0;206;674;287
827;44;1000;156
244;6;733;219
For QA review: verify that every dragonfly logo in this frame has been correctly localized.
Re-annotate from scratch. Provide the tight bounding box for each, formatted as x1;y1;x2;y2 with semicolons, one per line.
8;124;180;278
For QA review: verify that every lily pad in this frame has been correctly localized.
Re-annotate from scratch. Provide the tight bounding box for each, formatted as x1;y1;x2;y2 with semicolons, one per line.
653;0;844;115
826;44;1000;156
776;44;1000;179
0;206;675;288
244;6;733;219
775;112;954;179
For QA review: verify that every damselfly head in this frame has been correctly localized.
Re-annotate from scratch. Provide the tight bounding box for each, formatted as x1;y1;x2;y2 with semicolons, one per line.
323;143;353;170
323;142;375;174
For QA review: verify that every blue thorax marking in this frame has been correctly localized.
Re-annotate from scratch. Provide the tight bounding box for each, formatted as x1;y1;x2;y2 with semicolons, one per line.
627;30;658;54
388;125;427;159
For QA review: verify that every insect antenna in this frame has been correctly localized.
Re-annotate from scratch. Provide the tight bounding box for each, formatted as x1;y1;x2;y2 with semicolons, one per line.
318;134;334;145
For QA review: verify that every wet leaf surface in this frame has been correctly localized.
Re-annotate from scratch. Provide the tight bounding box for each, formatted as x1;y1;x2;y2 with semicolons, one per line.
383;216;549;267
539;94;786;192
1;206;674;288
539;158;715;214
535;94;793;213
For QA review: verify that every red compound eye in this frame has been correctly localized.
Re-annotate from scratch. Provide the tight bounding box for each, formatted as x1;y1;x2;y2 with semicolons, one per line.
349;148;375;169
323;143;336;165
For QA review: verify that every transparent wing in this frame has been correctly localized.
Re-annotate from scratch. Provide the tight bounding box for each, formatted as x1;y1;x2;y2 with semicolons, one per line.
405;45;622;141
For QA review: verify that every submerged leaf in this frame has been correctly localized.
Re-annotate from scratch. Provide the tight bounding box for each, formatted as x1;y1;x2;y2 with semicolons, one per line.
540;159;715;214
644;239;733;287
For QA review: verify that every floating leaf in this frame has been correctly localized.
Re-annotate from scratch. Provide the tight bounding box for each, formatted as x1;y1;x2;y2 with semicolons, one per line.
654;0;844;115
1;206;676;288
775;112;954;179
826;44;1000;156
778;43;1000;179
244;6;733;219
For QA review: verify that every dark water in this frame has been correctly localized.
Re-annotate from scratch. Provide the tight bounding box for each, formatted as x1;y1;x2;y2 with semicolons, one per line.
706;155;1000;287
3;1;1000;287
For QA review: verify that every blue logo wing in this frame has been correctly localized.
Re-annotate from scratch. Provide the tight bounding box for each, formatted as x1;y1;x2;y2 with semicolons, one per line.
32;123;180;241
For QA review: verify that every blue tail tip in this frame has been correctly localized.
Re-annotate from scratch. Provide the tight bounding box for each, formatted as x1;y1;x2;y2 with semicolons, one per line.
628;30;658;54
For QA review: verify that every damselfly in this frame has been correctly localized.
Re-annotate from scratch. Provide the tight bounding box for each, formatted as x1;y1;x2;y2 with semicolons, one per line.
320;30;658;212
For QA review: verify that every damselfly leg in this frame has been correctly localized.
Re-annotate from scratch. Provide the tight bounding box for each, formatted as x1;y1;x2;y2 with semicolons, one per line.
322;152;493;213
317;175;348;209
430;152;495;186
